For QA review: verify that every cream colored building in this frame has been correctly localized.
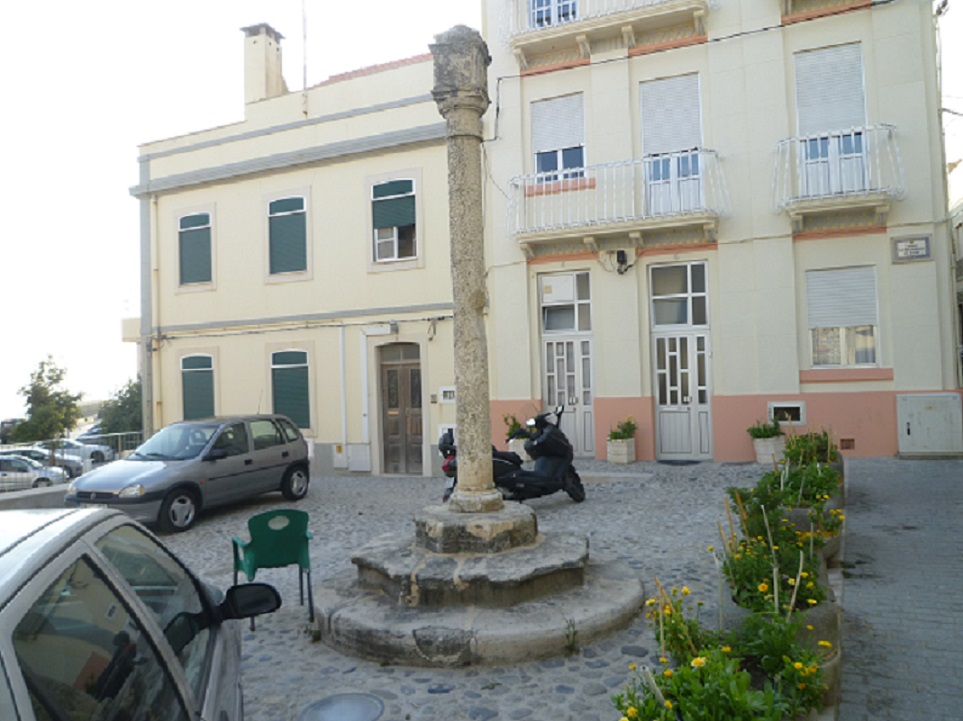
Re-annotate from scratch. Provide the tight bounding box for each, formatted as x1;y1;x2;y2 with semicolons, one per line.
482;0;961;460
131;25;458;474
133;1;960;472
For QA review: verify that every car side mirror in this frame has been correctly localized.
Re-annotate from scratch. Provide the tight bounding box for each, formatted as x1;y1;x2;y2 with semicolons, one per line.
219;583;281;621
204;448;228;462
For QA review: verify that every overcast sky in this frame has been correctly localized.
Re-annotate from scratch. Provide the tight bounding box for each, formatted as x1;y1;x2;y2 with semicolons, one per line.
0;1;959;422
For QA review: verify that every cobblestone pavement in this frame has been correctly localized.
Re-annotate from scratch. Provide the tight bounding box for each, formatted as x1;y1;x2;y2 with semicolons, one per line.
836;458;963;721
160;460;762;721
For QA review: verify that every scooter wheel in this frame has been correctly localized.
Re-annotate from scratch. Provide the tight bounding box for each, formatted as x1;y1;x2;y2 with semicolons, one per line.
565;471;586;503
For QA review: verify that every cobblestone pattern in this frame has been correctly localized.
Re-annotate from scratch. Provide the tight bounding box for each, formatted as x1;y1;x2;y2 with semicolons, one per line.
160;460;763;721
837;458;963;721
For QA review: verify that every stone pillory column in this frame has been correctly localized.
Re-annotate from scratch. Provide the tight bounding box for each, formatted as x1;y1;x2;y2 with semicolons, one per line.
430;27;502;514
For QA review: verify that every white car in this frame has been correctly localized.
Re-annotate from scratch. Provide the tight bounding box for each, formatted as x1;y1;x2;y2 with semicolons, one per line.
0;508;280;720
0;455;68;490
0;447;85;478
38;437;114;464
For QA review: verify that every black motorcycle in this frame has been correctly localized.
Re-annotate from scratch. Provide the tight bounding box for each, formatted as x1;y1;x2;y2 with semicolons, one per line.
439;406;585;503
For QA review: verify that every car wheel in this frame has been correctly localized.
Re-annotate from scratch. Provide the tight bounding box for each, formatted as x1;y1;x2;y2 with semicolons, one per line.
91;451;105;463
158;489;199;533
32;478;52;488
281;466;309;501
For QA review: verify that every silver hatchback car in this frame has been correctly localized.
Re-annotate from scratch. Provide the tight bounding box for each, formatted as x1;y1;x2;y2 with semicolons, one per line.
65;414;310;532
0;508;280;721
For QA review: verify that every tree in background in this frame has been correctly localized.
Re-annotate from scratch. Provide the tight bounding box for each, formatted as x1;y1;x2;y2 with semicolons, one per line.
100;378;143;434
12;357;83;442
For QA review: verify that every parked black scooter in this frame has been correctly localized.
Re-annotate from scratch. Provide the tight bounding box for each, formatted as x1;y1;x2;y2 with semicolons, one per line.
439;406;585;503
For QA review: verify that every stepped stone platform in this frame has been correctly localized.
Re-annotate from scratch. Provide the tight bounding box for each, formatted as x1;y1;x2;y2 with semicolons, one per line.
314;502;646;666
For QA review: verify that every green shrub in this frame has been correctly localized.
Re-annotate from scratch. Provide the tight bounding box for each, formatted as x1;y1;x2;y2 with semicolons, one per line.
747;418;782;439
609;417;638;441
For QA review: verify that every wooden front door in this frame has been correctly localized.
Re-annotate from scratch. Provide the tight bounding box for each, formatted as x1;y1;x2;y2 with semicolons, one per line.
381;344;423;474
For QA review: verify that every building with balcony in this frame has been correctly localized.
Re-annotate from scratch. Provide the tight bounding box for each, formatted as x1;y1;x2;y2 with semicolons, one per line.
483;0;959;460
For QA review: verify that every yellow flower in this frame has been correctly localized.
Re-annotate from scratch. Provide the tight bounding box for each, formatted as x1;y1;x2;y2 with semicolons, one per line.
628;663;637;671
794;662;804;670
664;669;673;678
758;582;769;593
806;581;815;589
806;625;814;631
788;578;796;586
721;646;731;653
620;717;629;721
807;598;818;605
818;640;833;648
801;572;809;579
707;545;715;552
627;707;638;719
690;657;707;668
665;701;673;710
798;683;807;690
660;657;668;664
645;598;656;607
682;586;691;596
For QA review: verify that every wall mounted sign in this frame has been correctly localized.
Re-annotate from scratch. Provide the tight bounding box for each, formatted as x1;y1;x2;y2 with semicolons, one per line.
892;235;931;262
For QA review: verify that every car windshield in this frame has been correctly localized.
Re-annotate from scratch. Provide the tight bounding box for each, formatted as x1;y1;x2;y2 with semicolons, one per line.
130;422;220;461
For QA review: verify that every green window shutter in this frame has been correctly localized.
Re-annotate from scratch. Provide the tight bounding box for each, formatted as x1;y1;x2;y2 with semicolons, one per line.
273;350;307;366
181;355;213;371
182;370;214;420
269;197;305;214
373;180;413;199
269;213;307;273
179;226;212;284
272;367;310;428
373;195;415;229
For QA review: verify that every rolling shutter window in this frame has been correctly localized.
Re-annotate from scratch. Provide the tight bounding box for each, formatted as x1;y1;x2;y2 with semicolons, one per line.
269;197;307;274
795;44;865;136
531;94;584;153
272;350;310;429
806;267;877;328
178;214;212;285
372;180;416;230
181;355;214;420
640;74;702;155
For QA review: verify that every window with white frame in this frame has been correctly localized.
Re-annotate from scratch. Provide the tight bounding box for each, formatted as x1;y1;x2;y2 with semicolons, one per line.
650;262;708;327
539;272;591;332
529;0;578;28
181;355;214;420
268;196;307;274
272;350;310;428
372;179;416;262
794;43;867;196
806;267;878;367
640;74;703;215
532;94;585;182
178;213;212;285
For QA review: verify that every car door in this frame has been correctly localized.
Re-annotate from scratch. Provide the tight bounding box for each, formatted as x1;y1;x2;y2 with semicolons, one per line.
0;458;31;491
247;418;291;492
201;421;260;507
4;535;195;721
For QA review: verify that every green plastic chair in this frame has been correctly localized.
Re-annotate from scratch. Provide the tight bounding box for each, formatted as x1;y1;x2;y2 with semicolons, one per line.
232;509;314;628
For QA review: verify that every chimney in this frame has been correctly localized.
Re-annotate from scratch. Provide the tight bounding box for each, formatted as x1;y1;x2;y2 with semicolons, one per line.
241;23;288;104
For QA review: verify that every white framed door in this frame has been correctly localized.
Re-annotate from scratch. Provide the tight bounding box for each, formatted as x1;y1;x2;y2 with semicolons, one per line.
543;337;594;457
653;333;712;460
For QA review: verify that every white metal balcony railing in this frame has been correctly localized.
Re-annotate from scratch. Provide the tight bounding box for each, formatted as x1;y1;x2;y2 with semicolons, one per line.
509;0;691;38
508;149;728;238
773;124;905;211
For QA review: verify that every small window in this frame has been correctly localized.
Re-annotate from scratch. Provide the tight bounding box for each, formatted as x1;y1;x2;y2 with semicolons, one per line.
540;271;591;333
372;180;416;262
268;197;307;274
181;355;214;421
769;402;806;425
95;525;213;700
806;267;878;367
531;94;585;182
650;262;708;327
271;350;311;429
179;213;212;285
250;419;284;450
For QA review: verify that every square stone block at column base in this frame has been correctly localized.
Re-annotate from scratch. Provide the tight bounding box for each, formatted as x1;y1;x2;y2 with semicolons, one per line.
414;503;538;553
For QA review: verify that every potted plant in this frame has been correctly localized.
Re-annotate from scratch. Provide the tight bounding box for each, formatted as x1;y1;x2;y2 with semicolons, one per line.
607;417;638;464
503;413;530;460
747;417;785;464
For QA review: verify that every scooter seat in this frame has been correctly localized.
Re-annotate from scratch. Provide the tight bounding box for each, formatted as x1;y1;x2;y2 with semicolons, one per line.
493;449;523;465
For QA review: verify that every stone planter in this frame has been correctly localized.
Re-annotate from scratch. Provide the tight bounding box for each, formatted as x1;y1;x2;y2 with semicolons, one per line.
752;435;786;465
607;438;635;464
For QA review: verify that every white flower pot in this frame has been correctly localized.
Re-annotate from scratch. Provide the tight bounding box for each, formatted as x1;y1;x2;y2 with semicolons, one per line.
607;438;636;464
752;436;786;465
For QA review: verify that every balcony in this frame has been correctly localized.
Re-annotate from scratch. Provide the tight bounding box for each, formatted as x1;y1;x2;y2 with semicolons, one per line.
773;125;905;232
507;0;709;70
508;149;728;257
